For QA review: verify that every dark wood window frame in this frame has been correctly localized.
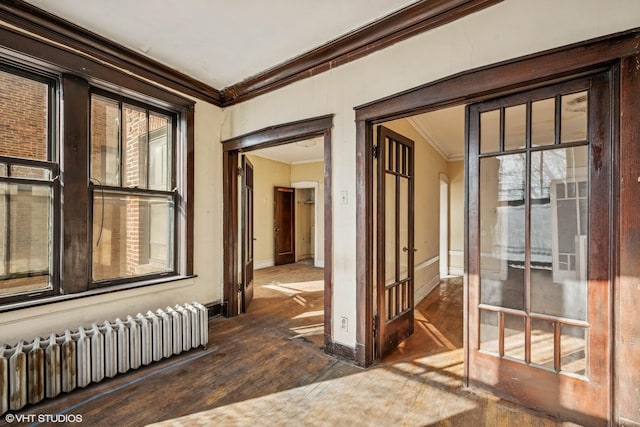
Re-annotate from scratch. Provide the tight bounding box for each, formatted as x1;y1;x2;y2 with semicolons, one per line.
0;61;59;305
88;88;180;288
0;27;195;313
353;27;640;424
220;115;344;357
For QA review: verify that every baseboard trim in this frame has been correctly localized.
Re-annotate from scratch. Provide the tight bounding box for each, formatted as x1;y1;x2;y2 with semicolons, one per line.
315;259;325;268
205;301;224;317
325;338;358;364
449;267;464;276
254;259;275;270
415;273;441;303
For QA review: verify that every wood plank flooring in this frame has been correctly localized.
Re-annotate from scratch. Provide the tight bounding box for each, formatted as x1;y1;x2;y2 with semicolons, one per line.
9;265;580;426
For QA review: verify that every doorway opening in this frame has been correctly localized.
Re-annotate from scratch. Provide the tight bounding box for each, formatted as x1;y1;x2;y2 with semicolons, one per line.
356;52;616;423
372;107;466;383
221;115;336;353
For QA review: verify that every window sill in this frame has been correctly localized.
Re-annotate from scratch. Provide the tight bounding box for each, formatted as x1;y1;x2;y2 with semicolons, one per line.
0;274;197;313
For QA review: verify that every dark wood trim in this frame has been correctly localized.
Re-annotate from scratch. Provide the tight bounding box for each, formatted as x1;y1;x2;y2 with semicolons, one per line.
62;73;90;294
324;340;358;364
221;0;503;105
0;0;503;106
0;26;194;110
186;107;195;275
355;120;374;367
354;28;640;381
616;53;640;425
323;128;333;350
221;115;334;151
222;150;239;316
205;301;224;317
221;116;335;358
355;28;640;122
0;275;197;313
0;0;221;105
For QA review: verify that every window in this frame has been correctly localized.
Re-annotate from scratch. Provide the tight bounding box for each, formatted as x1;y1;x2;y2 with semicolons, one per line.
0;32;193;309
0;64;58;300
90;92;177;284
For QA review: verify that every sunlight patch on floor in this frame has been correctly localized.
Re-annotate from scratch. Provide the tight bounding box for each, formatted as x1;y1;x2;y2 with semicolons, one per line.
149;364;476;427
292;309;324;319
289;323;324;339
263;279;324;295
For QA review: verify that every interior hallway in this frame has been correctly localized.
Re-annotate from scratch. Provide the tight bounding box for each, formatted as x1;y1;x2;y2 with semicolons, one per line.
13;265;578;426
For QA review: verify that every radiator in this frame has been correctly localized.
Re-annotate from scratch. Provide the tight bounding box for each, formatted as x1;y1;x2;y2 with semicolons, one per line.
0;302;208;415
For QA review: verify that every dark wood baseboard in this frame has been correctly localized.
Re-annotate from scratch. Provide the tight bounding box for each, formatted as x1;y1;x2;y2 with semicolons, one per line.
324;339;358;364
205;301;224;317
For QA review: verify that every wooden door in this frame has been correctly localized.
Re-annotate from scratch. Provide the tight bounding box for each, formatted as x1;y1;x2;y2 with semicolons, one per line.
467;73;611;425
376;125;415;358
274;187;295;265
241;156;255;312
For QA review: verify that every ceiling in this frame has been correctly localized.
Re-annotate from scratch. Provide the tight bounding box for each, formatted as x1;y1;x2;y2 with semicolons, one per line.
24;0;417;89
408;106;466;161
250;137;324;165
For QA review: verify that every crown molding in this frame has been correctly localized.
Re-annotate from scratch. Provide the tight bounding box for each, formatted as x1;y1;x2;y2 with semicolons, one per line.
0;0;502;107
0;0;223;105
220;0;503;106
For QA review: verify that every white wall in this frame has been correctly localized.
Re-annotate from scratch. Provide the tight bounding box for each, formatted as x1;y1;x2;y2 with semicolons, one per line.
0;99;224;345
221;0;639;348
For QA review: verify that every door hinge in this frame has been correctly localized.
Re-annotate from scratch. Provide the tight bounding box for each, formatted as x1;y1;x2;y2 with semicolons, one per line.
372;145;379;159
373;314;380;337
237;167;243;176
237;282;243;292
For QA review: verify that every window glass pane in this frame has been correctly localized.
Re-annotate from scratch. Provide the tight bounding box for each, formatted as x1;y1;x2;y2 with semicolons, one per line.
0;182;52;296
480;310;499;354
480;109;500;153
92;191;174;281
149;113;171;191
504;104;526;150
0;164;7;177
504;314;525;361
530;146;588;320
561;91;588;143
9;165;50;180
123;105;148;189
561;325;586;376
531;318;555;369
91;95;120;186
480;154;526;310
532;98;555;147
0;69;48;161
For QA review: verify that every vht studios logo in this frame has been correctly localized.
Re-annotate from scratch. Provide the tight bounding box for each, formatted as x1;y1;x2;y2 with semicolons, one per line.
4;413;83;423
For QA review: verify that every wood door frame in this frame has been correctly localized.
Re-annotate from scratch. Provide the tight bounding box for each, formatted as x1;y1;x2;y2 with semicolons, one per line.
241;155;255;312
273;186;296;266
354;29;640;422
221;115;335;350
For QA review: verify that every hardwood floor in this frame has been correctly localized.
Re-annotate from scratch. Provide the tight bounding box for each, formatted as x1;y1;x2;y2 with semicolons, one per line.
11;266;579;426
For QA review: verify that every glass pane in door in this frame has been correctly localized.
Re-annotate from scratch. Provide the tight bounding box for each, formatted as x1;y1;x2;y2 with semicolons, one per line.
399;176;409;281
479;154;526;310
530;146;588;320
385;170;396;287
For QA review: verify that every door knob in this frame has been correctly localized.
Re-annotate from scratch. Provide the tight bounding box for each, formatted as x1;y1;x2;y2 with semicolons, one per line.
274;227;280;232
